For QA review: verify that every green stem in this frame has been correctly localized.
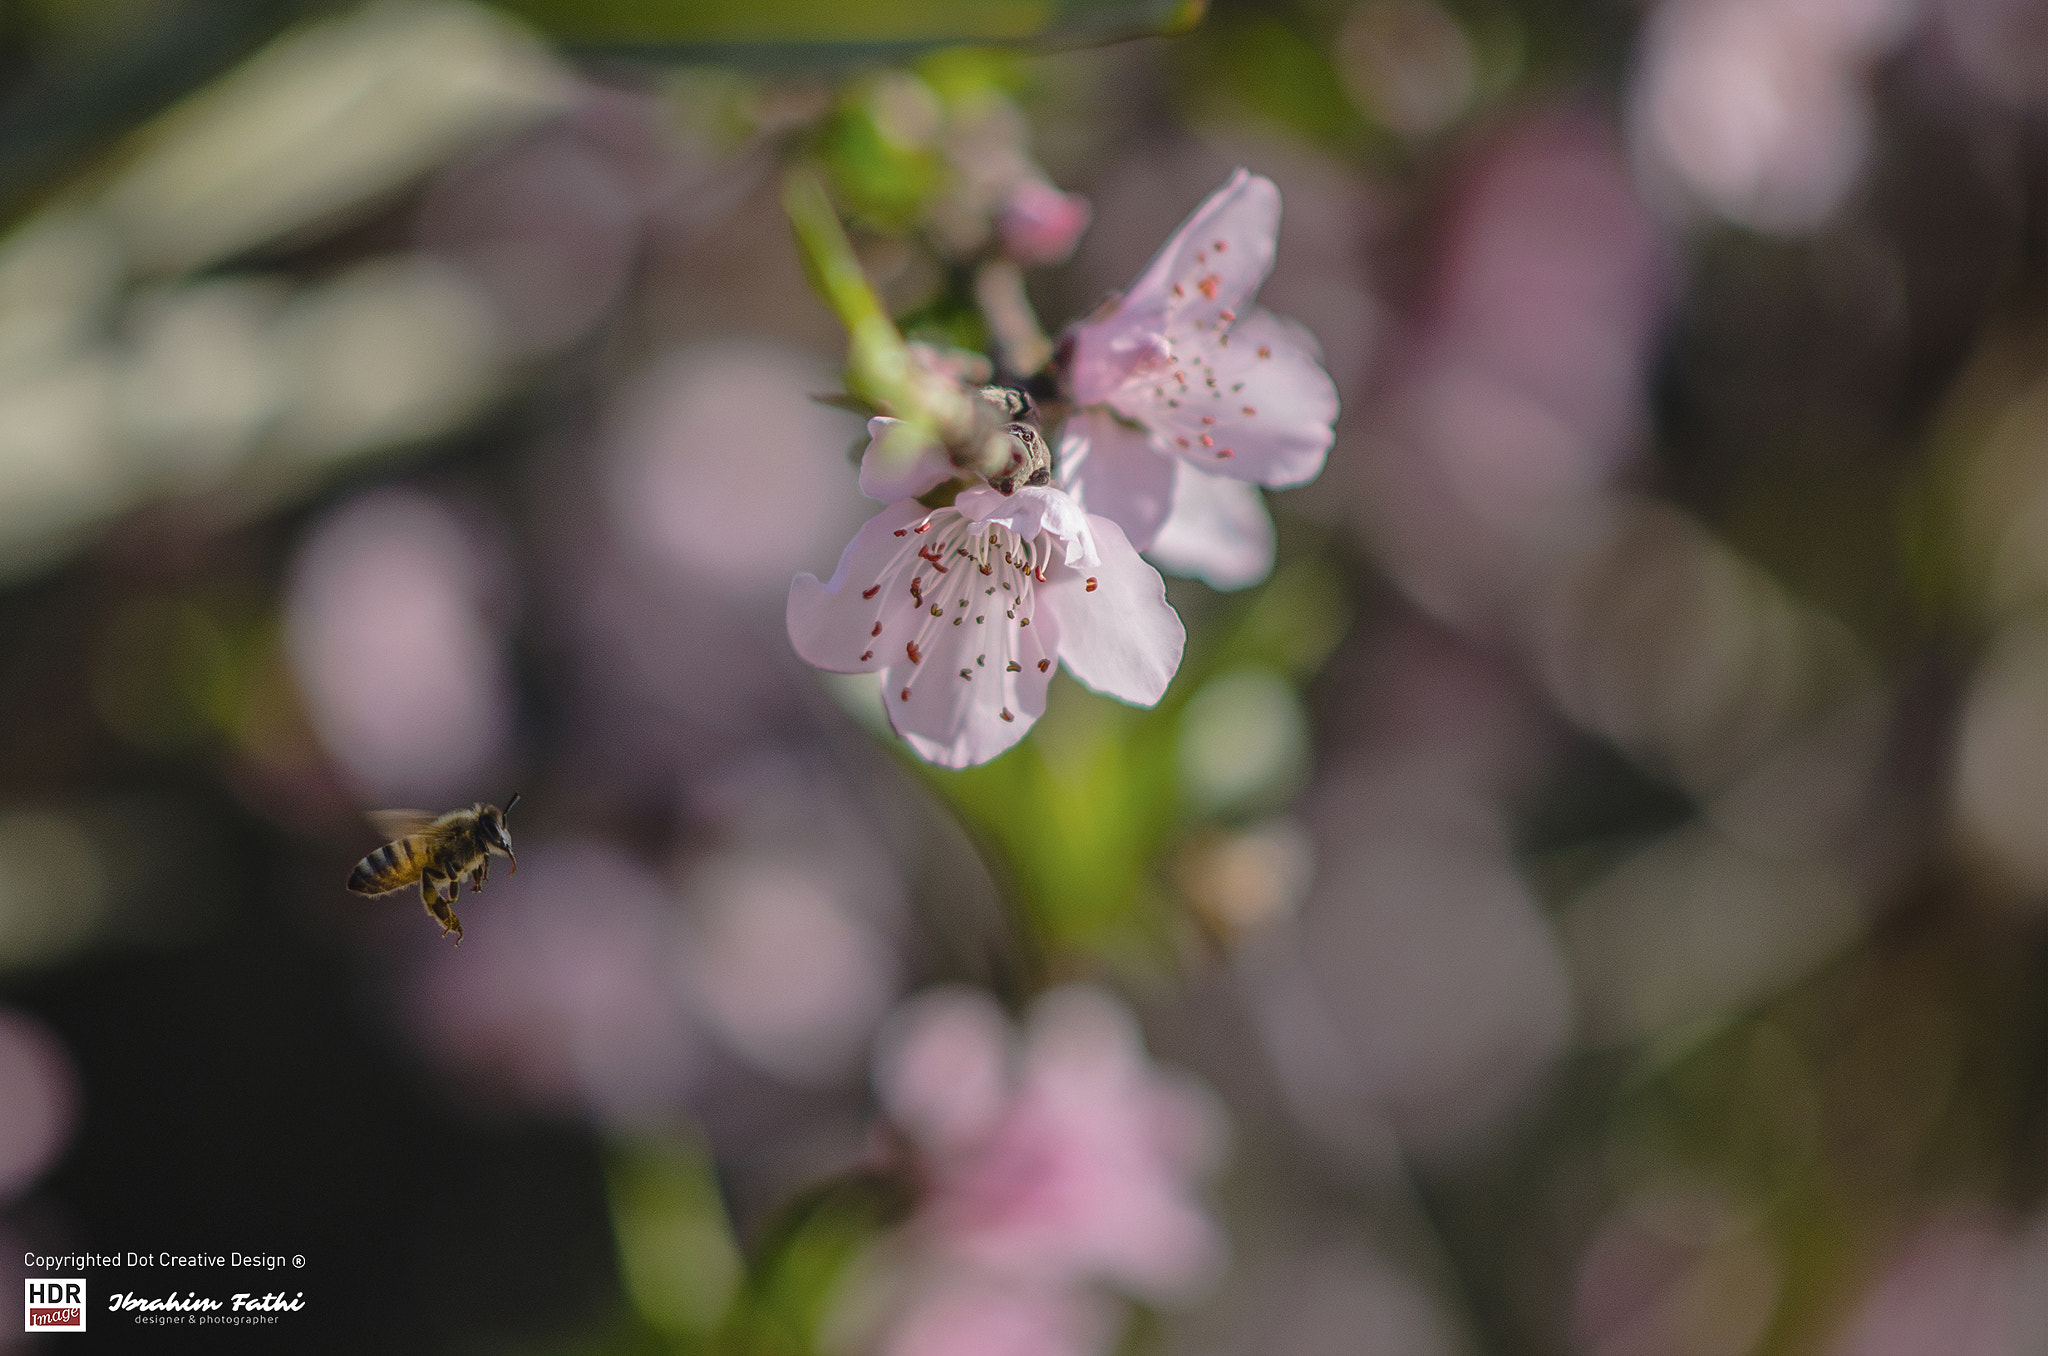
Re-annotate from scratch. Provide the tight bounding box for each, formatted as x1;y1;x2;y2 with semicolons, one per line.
782;167;987;459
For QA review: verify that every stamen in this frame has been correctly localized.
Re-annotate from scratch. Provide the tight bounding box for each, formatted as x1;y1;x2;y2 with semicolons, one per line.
860;650;873;661
1085;578;1098;592
1038;659;1050;672
906;642;923;664
862;585;880;599
1000;708;1014;722
872;622;882;636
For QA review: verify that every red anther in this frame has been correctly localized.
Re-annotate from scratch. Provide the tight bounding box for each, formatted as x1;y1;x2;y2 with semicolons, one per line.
1218;448;1234;458
862;585;881;599
1000;708;1015;722
860;650;873;661
872;622;882;636
906;642;923;664
1038;659;1050;672
1258;346;1271;359
1242;406;1256;416
1200;434;1214;447
1197;274;1219;299
1201;415;1216;425
894;529;908;537
900;688;911;701
1219;310;1235;322
914;520;933;534
1007;661;1021;672
1213;239;1227;251
1085;577;1098;592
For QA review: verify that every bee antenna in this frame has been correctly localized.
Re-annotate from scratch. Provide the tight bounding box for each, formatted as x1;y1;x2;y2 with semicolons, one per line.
503;792;521;815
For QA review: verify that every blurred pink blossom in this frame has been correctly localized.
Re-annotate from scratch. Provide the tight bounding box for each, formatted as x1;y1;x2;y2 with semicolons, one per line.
879;1271;1114;1356
1358;111;1666;632
788;484;1182;767
875;985;1227;1300
401;840;703;1122
1630;0;1914;231
0;1008;74;1200
1057;169;1339;590
997;181;1093;266
1828;1214;2048;1356
285;490;516;805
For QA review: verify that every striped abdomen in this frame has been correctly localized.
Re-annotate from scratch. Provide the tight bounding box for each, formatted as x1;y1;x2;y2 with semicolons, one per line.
348;835;431;895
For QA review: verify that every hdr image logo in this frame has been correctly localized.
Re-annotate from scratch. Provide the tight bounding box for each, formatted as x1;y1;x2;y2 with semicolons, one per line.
24;1278;86;1332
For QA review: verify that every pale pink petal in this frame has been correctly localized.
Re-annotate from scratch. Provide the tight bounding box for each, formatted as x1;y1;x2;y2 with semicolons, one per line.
891;596;1059;768
1146;463;1275;591
1042;519;1184;706
1063;171;1280;408
875;987;1014;1155
788;500;933;673
861;416;958;502
1118;168;1279;338
1065;324;1172;409
1107;310;1337;488
1057;409;1177;551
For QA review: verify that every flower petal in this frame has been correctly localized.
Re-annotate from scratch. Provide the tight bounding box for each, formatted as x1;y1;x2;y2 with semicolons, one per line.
1057;409;1177;552
788;500;933;672
886;595;1060;769
1044;517;1184;706
1121;169;1279;337
1110;310;1337;488
1146;464;1275;591
859;417;958;503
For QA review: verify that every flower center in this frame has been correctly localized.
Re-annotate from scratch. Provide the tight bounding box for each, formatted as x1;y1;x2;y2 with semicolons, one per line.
864;511;1049;712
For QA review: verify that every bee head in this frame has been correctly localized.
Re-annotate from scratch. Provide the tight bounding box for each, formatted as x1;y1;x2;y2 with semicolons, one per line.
484;794;519;870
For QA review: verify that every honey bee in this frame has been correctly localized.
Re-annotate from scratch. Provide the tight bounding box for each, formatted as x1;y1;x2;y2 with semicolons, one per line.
346;795;519;944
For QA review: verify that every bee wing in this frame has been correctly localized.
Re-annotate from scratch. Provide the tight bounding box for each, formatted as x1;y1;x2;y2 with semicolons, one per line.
367;809;440;839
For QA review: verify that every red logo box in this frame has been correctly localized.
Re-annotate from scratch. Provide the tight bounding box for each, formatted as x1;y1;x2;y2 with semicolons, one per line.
23;1280;86;1332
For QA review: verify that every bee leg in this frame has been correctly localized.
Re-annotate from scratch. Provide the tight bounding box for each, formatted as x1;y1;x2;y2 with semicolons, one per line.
421;877;464;944
473;858;488;891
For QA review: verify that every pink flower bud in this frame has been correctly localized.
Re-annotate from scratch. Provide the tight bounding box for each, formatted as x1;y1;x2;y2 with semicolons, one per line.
998;182;1093;266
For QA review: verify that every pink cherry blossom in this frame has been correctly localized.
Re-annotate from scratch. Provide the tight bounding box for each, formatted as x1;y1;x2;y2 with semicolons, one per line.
789;436;1185;767
1057;170;1339;589
874;985;1228;1301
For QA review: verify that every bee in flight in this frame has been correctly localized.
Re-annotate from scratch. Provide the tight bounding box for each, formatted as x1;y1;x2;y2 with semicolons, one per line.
346;796;519;944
